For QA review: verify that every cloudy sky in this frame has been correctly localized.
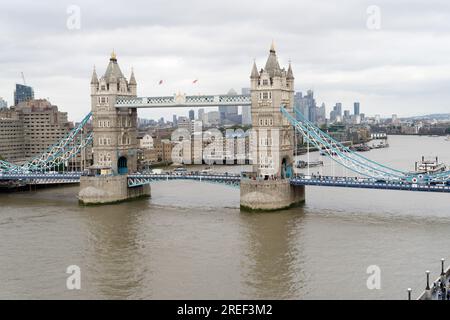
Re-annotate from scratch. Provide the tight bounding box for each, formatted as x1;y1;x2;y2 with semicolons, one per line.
1;0;450;121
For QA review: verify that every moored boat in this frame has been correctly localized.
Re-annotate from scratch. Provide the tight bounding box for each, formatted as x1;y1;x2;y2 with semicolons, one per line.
414;156;446;174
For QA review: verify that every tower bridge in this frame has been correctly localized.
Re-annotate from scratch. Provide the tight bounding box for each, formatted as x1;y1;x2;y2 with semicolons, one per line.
1;44;449;209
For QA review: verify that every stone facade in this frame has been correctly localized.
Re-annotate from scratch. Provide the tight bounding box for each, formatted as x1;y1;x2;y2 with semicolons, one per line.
90;51;138;174
0;112;24;161
14;99;71;158
78;52;151;205
249;42;295;179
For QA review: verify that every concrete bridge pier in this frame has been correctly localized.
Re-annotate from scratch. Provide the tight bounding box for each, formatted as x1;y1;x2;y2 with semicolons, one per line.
240;179;304;211
78;175;150;205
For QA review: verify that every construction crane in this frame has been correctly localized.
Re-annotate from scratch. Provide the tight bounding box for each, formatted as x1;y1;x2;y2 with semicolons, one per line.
21;72;26;85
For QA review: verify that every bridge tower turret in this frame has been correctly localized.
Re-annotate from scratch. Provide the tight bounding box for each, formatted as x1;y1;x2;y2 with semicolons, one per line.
90;51;138;175
240;43;304;211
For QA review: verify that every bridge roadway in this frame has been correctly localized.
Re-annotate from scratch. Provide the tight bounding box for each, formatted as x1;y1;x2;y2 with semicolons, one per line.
1;172;450;193
0;172;242;187
127;173;241;187
0;172;82;185
290;175;450;193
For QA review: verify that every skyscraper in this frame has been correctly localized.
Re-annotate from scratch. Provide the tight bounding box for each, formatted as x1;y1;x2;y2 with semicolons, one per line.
0;97;7;109
198;108;205;121
335;103;342;117
241;88;250;95
343;110;351;123
317;102;326;124
354;102;360;116
14;84;34;106
189;109;195;121
307;90;317;123
295;90;317;123
218;88;240;124
294;92;306;119
330;103;343;123
241;88;251;125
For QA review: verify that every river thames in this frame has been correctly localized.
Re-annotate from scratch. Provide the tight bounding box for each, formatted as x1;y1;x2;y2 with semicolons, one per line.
0;135;449;299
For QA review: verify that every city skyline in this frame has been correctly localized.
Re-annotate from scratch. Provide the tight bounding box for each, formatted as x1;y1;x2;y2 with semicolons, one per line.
2;1;450;122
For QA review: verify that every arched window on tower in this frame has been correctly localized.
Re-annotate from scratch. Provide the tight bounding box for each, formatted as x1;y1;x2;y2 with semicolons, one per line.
121;133;129;145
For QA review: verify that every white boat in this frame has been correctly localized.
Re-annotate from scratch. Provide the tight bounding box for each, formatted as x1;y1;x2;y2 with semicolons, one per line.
296;160;324;168
414;156;447;174
201;167;213;174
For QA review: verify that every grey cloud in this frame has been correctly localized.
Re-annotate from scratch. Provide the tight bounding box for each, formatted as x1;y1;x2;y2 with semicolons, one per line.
1;0;450;121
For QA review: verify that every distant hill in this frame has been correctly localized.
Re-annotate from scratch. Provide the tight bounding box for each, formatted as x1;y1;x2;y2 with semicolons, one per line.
403;113;450;120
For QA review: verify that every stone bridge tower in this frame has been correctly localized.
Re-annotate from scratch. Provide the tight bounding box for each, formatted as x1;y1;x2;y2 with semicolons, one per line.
79;52;150;204
240;43;304;211
90;51;138;175
250;42;295;179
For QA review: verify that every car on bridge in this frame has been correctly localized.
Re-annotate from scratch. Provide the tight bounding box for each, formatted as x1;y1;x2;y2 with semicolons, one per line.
173;167;188;175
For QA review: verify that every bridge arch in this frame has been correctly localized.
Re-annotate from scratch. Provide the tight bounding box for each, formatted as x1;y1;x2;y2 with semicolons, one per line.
281;156;293;179
117;156;128;175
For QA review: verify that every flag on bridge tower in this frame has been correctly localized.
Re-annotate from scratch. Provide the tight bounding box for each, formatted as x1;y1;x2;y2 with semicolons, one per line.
192;79;198;84
158;80;163;85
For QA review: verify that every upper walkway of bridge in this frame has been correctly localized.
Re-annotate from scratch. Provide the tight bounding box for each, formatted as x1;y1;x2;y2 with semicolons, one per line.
115;93;251;108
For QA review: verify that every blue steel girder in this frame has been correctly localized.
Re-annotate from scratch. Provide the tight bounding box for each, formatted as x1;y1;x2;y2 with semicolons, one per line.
292;107;407;175
127;174;241;188
284;106;450;183
0;113;93;174
294;107;450;182
282;106;408;181
290;176;450;193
